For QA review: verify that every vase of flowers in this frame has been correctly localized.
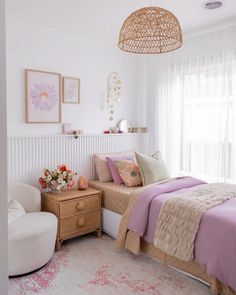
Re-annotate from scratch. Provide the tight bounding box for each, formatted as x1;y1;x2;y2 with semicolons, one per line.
39;164;76;194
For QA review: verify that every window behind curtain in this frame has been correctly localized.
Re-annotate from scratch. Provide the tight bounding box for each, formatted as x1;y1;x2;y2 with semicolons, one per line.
180;65;236;182
153;28;236;183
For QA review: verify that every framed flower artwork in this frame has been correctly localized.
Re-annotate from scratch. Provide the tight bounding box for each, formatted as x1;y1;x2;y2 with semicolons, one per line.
25;69;61;123
62;77;80;104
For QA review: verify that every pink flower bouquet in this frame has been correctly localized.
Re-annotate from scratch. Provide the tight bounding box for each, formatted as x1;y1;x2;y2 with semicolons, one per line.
39;164;76;193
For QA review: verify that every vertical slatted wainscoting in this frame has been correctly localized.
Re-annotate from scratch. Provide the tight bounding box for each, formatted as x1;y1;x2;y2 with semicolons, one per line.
8;133;149;186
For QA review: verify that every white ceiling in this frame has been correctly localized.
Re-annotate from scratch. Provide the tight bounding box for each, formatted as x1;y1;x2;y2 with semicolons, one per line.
117;0;236;33
7;0;236;38
154;0;236;32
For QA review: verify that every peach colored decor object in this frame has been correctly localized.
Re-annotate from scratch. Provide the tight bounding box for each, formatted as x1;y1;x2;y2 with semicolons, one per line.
78;176;88;190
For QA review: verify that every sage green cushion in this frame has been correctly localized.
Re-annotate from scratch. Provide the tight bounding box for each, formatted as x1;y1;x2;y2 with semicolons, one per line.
135;151;170;186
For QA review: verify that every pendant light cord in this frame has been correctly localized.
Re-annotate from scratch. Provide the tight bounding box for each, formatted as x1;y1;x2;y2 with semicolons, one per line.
149;0;152;6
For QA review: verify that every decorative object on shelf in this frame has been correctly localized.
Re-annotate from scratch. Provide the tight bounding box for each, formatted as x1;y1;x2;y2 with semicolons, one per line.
103;130;111;134
63;123;73;135
25;69;61;123
62;77;80;104
118;5;183;54
77;176;88;190
131;127;148;133
117;119;133;133
73;129;83;139
106;72;121;121
39;164;76;194
110;127;119;134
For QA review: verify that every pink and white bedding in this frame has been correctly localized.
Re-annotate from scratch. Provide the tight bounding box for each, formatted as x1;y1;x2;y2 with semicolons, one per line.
122;177;236;291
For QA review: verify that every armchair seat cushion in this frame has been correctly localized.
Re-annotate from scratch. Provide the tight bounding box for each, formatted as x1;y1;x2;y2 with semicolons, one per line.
8;212;57;240
8;212;57;276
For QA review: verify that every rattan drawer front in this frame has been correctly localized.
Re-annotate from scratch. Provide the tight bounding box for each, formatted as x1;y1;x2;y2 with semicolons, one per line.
60;195;100;218
60;211;100;237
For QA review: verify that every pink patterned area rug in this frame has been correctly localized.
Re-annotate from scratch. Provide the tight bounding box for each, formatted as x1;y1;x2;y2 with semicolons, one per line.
9;235;210;295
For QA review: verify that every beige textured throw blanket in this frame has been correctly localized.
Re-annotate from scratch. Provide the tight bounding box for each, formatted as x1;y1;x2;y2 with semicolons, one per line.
116;178;179;253
154;183;236;261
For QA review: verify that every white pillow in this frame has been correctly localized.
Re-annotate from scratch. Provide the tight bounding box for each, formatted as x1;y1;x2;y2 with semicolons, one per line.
8;200;26;225
135;151;170;186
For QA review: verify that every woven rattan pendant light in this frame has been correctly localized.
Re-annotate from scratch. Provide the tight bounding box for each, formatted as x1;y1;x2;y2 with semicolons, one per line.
118;6;183;54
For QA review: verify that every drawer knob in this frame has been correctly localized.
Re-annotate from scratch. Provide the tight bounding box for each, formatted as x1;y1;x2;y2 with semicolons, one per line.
77;218;85;228
76;201;85;211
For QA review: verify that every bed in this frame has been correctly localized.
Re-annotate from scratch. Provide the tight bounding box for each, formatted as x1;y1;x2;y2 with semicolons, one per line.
89;180;134;238
89;180;140;215
89;178;236;295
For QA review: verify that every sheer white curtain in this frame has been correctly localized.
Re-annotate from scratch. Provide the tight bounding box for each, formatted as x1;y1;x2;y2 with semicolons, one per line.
148;26;236;183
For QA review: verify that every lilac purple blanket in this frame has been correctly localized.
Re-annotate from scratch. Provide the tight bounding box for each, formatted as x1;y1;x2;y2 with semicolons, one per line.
128;177;236;290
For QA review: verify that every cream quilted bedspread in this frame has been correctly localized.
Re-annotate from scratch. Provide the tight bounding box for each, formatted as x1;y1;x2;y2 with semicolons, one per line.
154;183;236;261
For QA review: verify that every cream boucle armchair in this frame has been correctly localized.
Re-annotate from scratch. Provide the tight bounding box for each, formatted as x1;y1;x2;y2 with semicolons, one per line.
8;183;57;276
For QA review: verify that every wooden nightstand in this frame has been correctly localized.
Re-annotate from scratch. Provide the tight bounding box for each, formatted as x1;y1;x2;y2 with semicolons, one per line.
42;188;102;250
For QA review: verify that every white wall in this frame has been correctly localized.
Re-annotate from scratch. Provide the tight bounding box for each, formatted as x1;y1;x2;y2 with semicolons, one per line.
0;0;8;292
8;133;149;185
6;0;146;136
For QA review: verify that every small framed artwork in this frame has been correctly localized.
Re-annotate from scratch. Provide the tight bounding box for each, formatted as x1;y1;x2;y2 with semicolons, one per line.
25;69;61;123
62;77;80;104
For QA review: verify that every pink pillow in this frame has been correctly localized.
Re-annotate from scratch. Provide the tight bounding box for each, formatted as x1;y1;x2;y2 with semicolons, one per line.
106;155;134;184
116;160;142;187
